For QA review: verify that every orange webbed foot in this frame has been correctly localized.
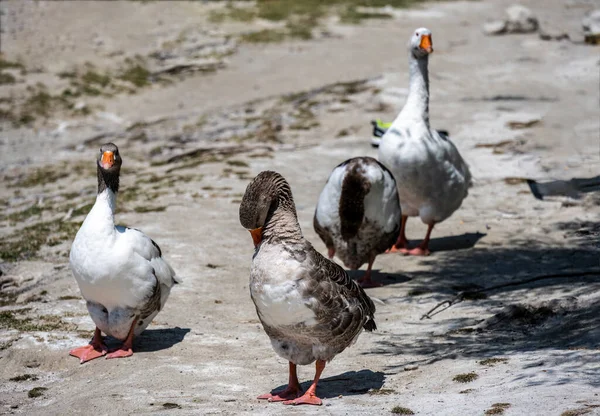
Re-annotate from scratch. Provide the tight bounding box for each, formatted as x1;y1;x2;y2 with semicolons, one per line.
105;347;133;359
282;392;322;406
69;344;108;364
258;385;303;402
405;247;430;256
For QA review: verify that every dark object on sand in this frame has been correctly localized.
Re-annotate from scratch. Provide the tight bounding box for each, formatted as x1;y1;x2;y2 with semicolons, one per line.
527;176;600;200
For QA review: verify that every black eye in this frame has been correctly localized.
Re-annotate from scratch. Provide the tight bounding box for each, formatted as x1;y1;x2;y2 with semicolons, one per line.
415;32;419;36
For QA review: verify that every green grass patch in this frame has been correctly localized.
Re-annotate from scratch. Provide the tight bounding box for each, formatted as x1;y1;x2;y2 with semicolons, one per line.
340;6;393;23
226;160;250;168
0;56;24;71
479;358;508;366
6;204;43;222
0;72;16;85
0;220;80;262
239;29;287;44
391;406;415;415
209;5;257;23
70;203;94;217
58;295;80;301
368;388;395;395
118;59;150;88
133;205;167;213
8;165;63;188
453;372;478;383
485;403;511;415
28;387;47;398
0;311;76;332
10;374;39;382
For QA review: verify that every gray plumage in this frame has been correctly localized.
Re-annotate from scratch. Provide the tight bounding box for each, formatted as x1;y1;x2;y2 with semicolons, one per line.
314;157;401;271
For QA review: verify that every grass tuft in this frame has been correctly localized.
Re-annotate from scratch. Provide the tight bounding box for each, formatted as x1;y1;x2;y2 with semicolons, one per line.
479;358;508;366
453;372;478;383
28;387;47;398
10;374;39;382
485;403;511;415
391;406;415;415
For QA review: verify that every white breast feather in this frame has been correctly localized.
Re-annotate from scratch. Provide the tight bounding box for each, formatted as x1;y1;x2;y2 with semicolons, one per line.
251;245;317;329
70;202;169;311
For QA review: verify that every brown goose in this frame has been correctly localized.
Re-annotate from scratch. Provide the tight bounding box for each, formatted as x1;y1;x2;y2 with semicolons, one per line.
239;171;376;406
314;157;401;287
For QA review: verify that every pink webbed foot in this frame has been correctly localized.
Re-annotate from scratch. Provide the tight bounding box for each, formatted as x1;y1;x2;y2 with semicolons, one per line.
106;346;133;360
282;392;323;406
405;246;431;256
385;246;409;255
327;247;335;260
69;344;107;364
258;385;303;402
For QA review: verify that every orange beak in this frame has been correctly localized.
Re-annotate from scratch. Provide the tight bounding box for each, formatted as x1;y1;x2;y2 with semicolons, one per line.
249;227;263;247
419;34;433;53
101;151;114;169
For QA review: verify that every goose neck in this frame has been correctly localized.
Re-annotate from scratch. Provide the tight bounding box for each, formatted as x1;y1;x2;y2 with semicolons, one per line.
402;53;430;124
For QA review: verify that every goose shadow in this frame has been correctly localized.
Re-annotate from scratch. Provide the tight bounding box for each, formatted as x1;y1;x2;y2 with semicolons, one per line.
407;231;486;253
102;327;191;353
346;269;411;288
270;369;385;399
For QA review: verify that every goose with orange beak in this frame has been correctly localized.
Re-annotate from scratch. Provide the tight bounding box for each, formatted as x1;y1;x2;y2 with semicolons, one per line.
69;143;179;363
239;171;376;406
378;28;471;256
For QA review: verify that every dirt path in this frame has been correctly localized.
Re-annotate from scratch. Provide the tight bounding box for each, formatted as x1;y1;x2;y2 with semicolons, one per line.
1;1;599;415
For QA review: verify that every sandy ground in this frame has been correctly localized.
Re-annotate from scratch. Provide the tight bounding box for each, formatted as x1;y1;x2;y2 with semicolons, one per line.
1;0;599;415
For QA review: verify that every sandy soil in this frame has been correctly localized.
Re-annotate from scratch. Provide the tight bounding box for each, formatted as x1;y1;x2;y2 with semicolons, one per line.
1;0;599;415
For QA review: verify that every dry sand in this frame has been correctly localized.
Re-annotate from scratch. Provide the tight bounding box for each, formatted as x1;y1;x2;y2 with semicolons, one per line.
0;0;599;415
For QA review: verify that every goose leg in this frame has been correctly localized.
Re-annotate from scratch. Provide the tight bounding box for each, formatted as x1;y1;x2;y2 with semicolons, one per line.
359;253;382;288
283;360;325;406
387;215;409;254
106;318;137;359
258;362;302;402
406;223;434;256
69;327;108;363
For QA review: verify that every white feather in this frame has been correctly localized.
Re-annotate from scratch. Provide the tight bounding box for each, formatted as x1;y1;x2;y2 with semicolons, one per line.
69;188;176;339
378;28;471;226
250;244;318;328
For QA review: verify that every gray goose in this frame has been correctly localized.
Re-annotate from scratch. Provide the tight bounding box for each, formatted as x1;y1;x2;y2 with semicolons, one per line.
239;171;376;406
314;157;401;287
69;143;178;363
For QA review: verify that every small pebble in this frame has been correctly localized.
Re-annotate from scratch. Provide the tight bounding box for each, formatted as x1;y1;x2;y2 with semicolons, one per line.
404;364;419;371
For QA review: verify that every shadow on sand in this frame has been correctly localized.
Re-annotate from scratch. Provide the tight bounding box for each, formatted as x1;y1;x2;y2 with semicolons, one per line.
102;327;191;352
268;369;385;399
346;269;411;288
368;219;600;387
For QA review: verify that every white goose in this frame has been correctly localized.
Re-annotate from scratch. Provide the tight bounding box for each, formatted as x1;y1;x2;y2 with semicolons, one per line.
378;28;472;256
69;143;178;363
314;157;401;287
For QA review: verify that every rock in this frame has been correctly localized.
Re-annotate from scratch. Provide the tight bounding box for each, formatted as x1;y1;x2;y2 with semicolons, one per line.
582;9;600;45
484;4;539;36
404;364;419;371
483;20;507;35
505;5;539;34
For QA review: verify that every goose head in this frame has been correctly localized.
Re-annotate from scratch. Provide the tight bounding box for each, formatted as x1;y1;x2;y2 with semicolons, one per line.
239;171;294;247
409;28;433;58
97;142;122;193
